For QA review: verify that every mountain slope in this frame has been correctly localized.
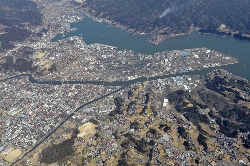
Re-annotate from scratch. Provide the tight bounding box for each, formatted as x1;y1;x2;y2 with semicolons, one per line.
83;0;250;43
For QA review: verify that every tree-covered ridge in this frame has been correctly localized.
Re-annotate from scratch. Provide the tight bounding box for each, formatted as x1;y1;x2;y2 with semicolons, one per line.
83;0;250;42
168;69;250;139
0;0;42;49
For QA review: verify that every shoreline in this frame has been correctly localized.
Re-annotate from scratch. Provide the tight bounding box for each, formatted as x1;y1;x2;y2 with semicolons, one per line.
0;60;239;84
81;9;250;45
82;9;191;45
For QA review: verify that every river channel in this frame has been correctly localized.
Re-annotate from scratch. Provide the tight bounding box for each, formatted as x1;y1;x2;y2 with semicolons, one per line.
0;67;234;86
52;13;250;80
9;13;250;165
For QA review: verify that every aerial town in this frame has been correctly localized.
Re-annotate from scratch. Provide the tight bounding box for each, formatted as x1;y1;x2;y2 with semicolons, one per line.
32;39;238;82
0;76;121;164
0;0;237;82
14;71;250;166
0;0;250;166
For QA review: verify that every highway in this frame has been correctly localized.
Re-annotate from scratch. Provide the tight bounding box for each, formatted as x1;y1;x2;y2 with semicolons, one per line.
11;86;126;166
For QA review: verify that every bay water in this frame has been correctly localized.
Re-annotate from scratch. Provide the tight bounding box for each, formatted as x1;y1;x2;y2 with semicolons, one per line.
52;14;250;80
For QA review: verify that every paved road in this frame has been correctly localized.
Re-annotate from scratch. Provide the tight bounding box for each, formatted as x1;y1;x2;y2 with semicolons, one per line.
6;66;229;165
11;86;126;166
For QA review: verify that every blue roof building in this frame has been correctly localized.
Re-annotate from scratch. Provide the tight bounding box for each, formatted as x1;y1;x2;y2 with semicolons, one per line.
176;76;184;83
180;52;189;57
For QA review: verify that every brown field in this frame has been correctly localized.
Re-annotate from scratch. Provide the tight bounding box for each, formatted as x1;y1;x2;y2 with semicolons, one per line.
4;149;22;163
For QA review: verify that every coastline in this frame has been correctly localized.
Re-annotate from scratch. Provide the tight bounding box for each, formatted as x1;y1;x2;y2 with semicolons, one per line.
81;8;250;45
82;9;192;45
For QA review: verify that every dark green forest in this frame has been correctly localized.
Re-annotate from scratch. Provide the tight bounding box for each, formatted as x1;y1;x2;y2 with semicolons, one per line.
83;0;250;40
0;0;42;49
167;70;250;139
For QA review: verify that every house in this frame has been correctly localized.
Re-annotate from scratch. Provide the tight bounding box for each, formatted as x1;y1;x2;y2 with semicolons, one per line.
173;151;180;156
180;52;189;57
161;133;170;142
84;107;94;112
98;107;107;113
238;160;245;164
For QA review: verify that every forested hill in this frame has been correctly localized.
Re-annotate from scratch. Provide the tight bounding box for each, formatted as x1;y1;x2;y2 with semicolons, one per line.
0;0;42;50
83;0;250;43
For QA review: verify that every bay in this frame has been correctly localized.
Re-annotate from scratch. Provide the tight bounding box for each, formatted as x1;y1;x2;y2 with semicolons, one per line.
52;14;250;80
